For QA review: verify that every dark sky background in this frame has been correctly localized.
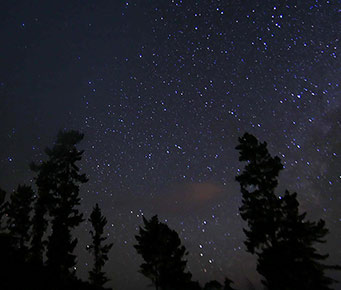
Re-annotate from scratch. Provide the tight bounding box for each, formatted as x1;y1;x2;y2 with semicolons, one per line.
0;1;340;289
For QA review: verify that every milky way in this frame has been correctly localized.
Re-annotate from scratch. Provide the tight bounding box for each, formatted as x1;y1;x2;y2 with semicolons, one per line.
0;1;340;289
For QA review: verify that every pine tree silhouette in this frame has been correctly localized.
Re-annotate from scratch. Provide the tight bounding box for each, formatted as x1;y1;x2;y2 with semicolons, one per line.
134;215;194;290
30;130;88;277
30;156;56;265
6;184;35;255
87;203;113;288
1;133;110;290
236;132;340;290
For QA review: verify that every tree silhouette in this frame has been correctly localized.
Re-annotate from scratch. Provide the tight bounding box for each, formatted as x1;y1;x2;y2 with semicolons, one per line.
30;130;88;277
0;132;112;290
235;132;339;290
30;156;56;265
87;203;113;288
134;215;194;290
6;184;35;255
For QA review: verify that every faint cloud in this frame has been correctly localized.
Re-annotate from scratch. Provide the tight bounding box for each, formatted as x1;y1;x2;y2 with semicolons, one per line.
151;182;226;215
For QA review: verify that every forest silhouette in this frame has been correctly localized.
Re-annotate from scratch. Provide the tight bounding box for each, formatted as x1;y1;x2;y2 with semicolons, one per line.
0;130;339;290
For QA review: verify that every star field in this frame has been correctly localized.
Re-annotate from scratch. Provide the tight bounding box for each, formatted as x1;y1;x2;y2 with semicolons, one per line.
0;1;340;289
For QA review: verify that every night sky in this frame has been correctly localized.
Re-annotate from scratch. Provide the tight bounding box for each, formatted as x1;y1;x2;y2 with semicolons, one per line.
0;1;340;289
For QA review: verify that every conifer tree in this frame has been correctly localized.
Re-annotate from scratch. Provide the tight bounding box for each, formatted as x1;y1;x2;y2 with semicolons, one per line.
87;203;113;288
6;184;35;253
236;132;339;290
134;215;193;290
31;130;88;276
30;156;56;264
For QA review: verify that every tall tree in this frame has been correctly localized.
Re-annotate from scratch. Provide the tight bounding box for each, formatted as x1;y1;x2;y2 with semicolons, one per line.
6;184;35;254
134;215;193;290
87;203;113;288
235;132;339;290
236;132;283;254
31;130;88;276
30;156;57;264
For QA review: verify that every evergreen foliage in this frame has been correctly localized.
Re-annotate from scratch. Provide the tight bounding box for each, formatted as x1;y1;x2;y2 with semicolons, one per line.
0;130;340;289
134;215;194;290
6;184;35;254
236;132;339;290
31;130;88;276
29;184;50;265
30;152;59;264
87;203;113;288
